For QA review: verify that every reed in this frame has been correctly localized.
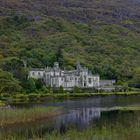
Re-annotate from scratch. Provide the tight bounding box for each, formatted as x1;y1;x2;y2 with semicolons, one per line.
4;123;140;140
0;106;61;126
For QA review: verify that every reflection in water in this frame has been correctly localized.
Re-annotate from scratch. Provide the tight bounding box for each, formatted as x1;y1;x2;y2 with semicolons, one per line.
0;95;140;139
1;107;139;140
55;107;101;131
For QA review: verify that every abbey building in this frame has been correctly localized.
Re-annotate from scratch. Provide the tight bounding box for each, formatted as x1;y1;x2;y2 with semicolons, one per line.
29;62;100;90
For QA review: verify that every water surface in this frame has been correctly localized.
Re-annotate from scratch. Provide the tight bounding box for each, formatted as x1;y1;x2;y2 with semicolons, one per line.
0;95;140;139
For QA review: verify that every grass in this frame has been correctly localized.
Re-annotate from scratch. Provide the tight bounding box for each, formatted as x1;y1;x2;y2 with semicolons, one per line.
0;100;6;107
0;106;62;126
21;91;140;99
4;123;140;140
44;126;140;140
101;105;140;111
0;91;140;104
0;94;139;140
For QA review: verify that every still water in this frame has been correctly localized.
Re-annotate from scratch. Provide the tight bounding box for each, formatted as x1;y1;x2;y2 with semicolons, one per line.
0;95;140;139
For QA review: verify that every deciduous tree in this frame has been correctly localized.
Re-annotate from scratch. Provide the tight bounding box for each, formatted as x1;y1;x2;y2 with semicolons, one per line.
0;69;21;93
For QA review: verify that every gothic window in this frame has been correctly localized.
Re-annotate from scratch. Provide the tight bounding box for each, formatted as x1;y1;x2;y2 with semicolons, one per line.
68;77;70;81
84;76;86;80
53;79;56;85
90;110;92;115
84;82;86;87
88;78;92;84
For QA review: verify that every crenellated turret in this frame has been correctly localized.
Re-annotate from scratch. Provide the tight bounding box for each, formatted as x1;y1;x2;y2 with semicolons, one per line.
54;62;59;69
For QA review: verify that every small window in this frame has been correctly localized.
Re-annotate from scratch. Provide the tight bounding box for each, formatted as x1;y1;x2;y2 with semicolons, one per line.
38;72;40;75
32;72;35;75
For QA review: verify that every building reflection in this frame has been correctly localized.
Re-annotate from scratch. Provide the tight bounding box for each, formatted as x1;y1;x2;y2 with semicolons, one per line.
55;107;101;131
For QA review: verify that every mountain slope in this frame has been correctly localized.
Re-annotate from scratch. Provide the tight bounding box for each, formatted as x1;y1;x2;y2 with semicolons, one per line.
0;0;140;88
1;0;140;22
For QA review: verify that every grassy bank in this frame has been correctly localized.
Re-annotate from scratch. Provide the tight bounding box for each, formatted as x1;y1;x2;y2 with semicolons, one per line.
1;92;139;105
43;126;140;140
4;122;140;140
101;105;140;111
0;106;62;126
0;91;140;104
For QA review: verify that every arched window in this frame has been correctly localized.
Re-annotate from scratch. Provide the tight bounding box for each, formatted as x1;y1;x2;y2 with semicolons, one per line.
88;78;92;84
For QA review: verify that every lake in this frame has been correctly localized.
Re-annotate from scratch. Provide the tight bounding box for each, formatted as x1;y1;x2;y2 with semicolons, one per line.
0;95;140;140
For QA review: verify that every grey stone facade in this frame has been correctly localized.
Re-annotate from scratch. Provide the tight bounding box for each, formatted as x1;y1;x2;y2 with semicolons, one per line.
29;62;100;90
100;80;116;86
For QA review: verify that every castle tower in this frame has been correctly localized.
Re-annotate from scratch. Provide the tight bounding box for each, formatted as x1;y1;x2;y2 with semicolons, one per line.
76;61;81;70
54;62;59;69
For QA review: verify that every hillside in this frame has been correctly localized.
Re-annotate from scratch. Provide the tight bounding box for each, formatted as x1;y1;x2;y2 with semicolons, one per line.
1;0;140;22
0;0;140;91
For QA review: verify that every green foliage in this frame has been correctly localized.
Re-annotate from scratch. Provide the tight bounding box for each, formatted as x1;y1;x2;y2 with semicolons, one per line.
39;86;49;94
25;78;37;93
129;68;140;88
55;48;64;67
0;69;21;93
73;86;82;93
35;79;44;89
46;86;53;94
0;0;140;90
59;86;64;93
0;101;6;107
20;77;44;93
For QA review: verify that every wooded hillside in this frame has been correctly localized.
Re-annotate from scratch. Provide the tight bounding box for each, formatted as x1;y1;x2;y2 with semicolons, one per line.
0;0;140;91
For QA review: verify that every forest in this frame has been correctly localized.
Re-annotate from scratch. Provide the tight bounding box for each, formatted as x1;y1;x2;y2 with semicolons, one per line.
0;0;140;93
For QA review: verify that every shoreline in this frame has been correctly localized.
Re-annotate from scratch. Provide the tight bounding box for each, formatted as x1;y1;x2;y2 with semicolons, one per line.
0;91;140;106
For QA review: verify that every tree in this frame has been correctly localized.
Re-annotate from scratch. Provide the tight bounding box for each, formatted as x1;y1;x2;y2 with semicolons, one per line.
55;48;64;67
47;86;53;94
41;86;49;94
1;57;29;90
35;79;44;89
0;69;21;93
59;86;64;93
2;57;24;79
73;86;82;93
123;83;129;92
24;78;36;93
129;68;140;88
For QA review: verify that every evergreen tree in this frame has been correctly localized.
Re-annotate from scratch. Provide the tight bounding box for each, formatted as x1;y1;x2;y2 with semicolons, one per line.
59;86;64;93
55;48;64;67
25;78;36;93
